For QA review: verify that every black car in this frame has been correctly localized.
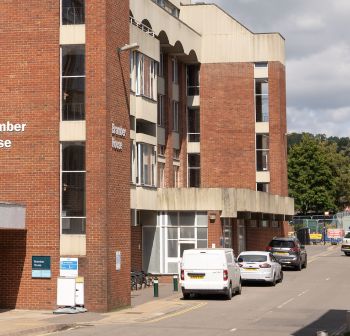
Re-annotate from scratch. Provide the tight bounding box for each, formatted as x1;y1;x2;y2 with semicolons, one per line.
266;237;307;271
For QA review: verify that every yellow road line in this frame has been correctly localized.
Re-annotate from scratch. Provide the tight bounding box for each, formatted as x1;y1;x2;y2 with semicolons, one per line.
144;302;207;324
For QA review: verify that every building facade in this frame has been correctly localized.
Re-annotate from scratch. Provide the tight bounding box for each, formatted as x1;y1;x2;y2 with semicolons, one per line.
0;0;293;312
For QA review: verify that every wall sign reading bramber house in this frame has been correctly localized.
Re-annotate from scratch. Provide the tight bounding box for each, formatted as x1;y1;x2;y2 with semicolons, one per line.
111;123;126;151
0;121;27;149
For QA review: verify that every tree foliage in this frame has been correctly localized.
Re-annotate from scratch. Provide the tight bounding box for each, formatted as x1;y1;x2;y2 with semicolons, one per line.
288;134;350;214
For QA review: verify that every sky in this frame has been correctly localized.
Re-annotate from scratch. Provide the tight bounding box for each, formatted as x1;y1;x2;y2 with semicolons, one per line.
200;0;350;137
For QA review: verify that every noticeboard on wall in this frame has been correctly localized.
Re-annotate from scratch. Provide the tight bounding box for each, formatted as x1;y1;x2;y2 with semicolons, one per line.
32;256;51;278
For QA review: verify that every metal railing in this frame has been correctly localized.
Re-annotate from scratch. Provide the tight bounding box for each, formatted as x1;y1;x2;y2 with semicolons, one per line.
130;17;155;37
62;102;85;121
187;86;200;96
187;133;200;142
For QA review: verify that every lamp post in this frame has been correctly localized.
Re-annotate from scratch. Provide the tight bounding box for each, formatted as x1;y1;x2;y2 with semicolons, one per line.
324;211;329;245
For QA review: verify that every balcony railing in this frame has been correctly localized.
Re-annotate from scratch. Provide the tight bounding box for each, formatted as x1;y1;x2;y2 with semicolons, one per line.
62;6;85;25
187;86;200;96
187;133;200;143
130;17;155;37
62;102;85;121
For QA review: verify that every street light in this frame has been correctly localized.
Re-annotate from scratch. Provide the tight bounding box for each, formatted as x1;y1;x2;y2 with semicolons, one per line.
323;211;329;245
117;42;139;53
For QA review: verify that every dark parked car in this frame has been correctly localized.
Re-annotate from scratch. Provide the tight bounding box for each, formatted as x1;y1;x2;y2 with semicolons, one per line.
266;237;307;271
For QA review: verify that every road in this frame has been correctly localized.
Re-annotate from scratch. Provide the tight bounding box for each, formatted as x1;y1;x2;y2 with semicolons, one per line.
51;245;349;336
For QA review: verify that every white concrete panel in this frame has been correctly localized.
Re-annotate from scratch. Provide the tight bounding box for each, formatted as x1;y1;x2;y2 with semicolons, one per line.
187;142;200;153
157;126;166;145
130;94;136;117
172;132;180;149
187;95;200;107
256;171;271;183
172;84;179;102
255;122;269;134
131;185;136;208
0;203;26;229
130;130;136;140
136;187;158;210
60;25;85;45
60;235;86;256
136;133;157;146
130;24;160;61
254;67;268;78
158;77;165;95
60;121;86;141
136;97;157;124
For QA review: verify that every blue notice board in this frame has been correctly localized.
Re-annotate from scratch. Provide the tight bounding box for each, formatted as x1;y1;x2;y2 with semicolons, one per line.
60;258;78;277
32;256;51;278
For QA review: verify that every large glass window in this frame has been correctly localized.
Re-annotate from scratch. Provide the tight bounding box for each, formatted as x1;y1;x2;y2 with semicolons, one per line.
173;165;179;188
172;58;178;84
187;64;200;96
255;79;269;122
188;154;200;187
62;0;85;25
61;45;85;120
187;108;200;142
158;162;165;188
135;53;157;100
61;142;86;234
157;94;165;127
256;134;269;171
257;182;269;192
172;101;179;132
137;143;156;186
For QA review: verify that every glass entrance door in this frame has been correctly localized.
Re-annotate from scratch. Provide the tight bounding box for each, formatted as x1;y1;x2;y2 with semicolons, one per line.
179;242;195;258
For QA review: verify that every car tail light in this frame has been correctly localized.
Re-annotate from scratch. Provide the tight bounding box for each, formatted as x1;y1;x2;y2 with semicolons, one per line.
265;246;272;251
290;246;300;253
181;269;184;280
259;263;272;268
223;270;228;281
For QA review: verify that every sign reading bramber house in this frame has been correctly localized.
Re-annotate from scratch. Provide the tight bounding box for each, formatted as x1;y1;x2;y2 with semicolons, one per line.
111;123;126;151
0;121;27;149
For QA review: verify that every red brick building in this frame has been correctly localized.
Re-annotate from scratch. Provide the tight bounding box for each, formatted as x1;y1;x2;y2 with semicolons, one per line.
0;0;293;311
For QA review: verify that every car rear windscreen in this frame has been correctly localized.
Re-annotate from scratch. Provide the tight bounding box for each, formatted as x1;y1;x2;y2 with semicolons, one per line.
345;233;350;238
238;255;267;262
269;240;295;248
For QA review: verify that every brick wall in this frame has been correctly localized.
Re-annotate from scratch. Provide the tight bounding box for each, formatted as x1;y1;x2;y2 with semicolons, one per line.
208;211;222;248
200;63;256;189
131;226;142;271
0;1;60;309
269;62;288;196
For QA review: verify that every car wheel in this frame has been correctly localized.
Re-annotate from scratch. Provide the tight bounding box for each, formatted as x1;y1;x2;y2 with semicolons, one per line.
278;270;283;283
303;257;307;269
236;279;242;295
183;293;190;300
226;284;232;300
296;262;302;271
270;274;276;286
345;252;350;256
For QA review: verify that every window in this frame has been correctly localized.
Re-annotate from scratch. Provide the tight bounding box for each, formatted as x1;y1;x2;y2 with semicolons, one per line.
62;0;85;25
173;165;179;187
131;142;137;184
173;149;180;161
136;52;157;100
159;53;164;77
61;45;85;120
255;79;269;122
158;144;165;157
256;134;269;171
158;162;165;188
187;108;200;142
157;94;165;127
188;154;200;187
137;143;156;186
187;64;200;96
257;182;269;192
172;101;179;132
172;58;178;84
61;142;86;234
255;62;268;68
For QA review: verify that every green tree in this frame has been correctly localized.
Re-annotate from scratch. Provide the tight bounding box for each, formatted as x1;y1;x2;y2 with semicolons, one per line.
288;134;337;214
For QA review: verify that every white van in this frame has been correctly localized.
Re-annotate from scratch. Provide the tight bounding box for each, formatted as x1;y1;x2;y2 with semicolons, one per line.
180;248;242;300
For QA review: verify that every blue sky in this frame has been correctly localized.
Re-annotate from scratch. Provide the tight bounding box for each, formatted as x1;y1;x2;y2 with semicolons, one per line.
200;0;350;137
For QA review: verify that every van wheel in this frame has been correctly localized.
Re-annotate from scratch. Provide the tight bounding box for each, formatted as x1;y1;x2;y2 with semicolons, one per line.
226;284;232;300
278;271;283;283
183;293;190;300
295;262;302;271
303;257;307;269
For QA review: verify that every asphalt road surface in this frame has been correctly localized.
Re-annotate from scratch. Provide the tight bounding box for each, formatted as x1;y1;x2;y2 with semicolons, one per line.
52;245;349;336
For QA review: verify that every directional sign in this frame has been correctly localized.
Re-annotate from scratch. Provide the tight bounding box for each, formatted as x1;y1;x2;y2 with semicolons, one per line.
60;258;78;277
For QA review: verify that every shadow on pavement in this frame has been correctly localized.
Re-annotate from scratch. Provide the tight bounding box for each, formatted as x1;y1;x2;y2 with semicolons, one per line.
292;309;346;336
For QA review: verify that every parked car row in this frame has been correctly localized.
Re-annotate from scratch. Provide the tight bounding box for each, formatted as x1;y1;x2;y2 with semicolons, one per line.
180;237;308;300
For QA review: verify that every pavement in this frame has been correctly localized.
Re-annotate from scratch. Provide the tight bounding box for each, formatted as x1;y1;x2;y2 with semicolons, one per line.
0;283;190;336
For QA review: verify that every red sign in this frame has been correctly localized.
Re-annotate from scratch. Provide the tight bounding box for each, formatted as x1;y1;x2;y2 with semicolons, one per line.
327;229;344;238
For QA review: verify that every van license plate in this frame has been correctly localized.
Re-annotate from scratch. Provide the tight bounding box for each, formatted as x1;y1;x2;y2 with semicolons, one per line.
244;268;258;271
190;275;204;279
275;252;288;255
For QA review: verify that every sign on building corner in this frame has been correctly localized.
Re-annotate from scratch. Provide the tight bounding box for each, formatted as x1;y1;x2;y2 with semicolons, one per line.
111;123;126;151
0;121;27;149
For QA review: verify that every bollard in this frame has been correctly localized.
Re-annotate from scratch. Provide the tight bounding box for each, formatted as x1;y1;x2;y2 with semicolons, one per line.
173;275;178;292
316;331;328;336
153;277;159;297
